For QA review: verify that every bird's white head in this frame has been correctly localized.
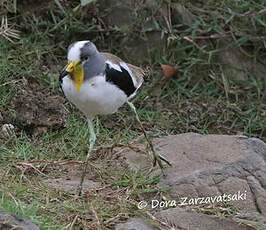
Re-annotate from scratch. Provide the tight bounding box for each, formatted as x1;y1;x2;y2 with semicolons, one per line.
67;40;97;62
65;41;98;91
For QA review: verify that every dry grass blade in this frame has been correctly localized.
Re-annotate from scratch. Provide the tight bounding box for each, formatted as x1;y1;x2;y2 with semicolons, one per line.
0;16;20;43
91;205;102;229
146;211;176;230
221;72;229;101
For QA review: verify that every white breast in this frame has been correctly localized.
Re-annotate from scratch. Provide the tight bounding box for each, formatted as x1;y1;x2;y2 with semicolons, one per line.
61;75;128;119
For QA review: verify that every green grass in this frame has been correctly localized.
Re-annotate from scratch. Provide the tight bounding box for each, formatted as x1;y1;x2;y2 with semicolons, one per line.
0;180;64;229
0;0;265;229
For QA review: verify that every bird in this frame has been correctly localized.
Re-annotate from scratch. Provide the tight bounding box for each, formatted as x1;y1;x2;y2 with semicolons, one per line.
59;40;171;195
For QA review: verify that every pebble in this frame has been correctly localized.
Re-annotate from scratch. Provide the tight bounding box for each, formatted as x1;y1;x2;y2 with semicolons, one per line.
1;124;15;138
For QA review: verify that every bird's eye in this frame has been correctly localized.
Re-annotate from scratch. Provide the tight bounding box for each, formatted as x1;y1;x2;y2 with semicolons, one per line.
81;56;89;61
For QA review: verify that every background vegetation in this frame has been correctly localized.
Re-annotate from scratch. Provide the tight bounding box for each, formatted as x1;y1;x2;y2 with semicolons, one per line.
0;0;265;229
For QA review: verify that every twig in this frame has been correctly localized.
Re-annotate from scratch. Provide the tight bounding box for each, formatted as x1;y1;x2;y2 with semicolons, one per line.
0;16;20;43
16;162;47;176
69;215;78;230
184;34;230;40
0;222;20;230
17;159;82;166
237;8;266;17
15;159;83;177
104;213;129;225
0;79;23;87
91;205;101;229
184;32;266;42
183;36;210;54
146;211;176;230
221;72;229;101
7;192;19;206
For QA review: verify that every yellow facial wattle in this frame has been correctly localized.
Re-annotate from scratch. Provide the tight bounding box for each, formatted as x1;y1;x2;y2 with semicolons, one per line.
66;60;84;92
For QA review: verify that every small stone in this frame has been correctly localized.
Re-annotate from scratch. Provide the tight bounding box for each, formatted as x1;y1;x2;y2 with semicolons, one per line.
1;124;15;138
0;210;40;230
116;217;155;230
45;178;102;195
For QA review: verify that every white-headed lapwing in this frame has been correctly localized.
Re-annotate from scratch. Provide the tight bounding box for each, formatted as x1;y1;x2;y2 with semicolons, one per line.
59;41;171;195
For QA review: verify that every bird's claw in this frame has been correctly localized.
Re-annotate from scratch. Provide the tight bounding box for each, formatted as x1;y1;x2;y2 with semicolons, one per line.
152;151;171;176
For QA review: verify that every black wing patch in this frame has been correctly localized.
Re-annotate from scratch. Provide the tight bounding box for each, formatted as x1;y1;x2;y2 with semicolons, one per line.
105;63;136;97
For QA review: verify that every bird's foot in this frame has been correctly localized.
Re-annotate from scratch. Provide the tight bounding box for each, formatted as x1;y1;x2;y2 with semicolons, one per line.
76;184;83;196
152;151;171;176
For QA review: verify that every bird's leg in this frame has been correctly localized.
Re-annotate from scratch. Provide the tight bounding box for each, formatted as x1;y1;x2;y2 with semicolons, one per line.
77;118;96;196
127;101;171;175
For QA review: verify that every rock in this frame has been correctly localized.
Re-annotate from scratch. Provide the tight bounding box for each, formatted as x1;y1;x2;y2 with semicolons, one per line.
115;217;156;230
116;207;254;230
247;176;266;215
99;0;166;64
171;3;196;26
234;212;266;230
123;31;165;64
117;133;266;215
0;209;40;230
235;212;266;224
43;165;102;194
44;177;101;195
1;124;15;138
216;41;266;81
100;0;136;28
156;207;253;230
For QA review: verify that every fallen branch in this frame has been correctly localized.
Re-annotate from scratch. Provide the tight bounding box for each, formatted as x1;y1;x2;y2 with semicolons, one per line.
15;159;83;176
146;211;176;230
0;221;20;230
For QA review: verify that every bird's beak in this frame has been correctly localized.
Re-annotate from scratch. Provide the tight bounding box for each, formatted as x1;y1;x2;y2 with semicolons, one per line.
66;60;84;92
59;69;68;79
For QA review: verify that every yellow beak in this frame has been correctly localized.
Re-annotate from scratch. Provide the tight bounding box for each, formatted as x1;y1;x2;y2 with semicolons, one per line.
66;60;84;92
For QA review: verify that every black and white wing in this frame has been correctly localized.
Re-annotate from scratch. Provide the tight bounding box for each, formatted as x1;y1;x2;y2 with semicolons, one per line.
101;52;144;99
